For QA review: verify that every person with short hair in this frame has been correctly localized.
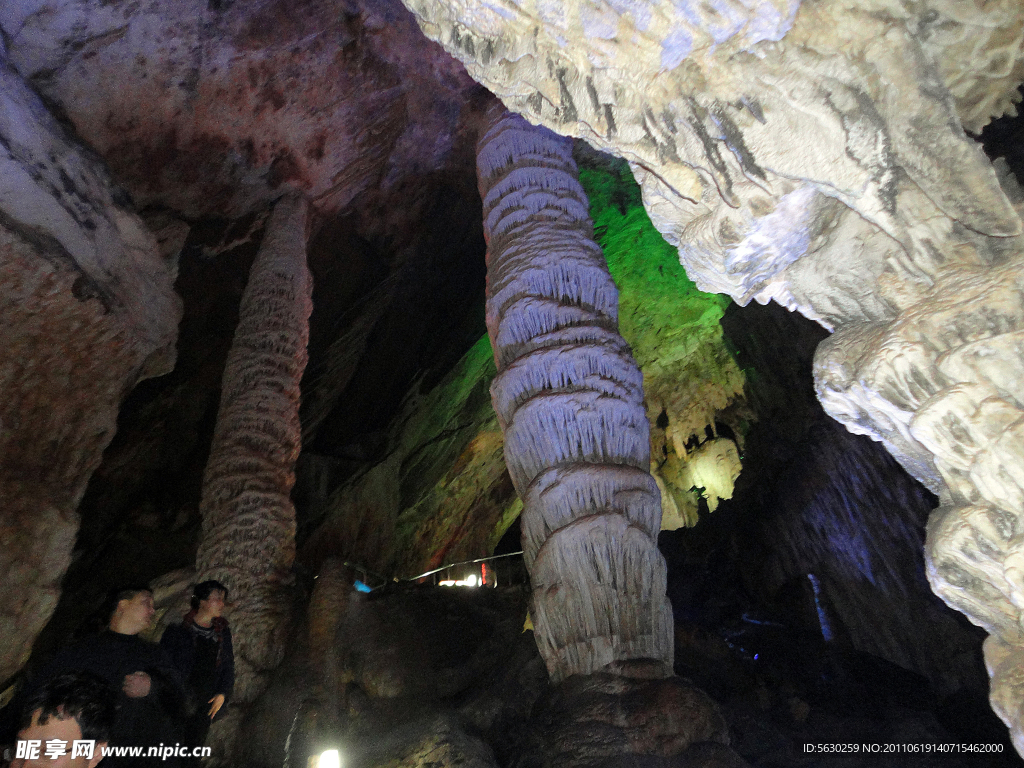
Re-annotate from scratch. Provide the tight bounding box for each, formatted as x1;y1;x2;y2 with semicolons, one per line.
160;580;234;765
11;671;116;768
17;586;185;767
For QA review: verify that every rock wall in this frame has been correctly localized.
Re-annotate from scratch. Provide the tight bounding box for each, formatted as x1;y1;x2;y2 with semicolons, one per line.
301;333;520;580
719;301;984;697
576;155;747;527
398;0;1024;750
0;46;180;683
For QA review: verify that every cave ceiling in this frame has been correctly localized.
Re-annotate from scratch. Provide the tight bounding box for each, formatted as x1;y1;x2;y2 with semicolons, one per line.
2;0;489;219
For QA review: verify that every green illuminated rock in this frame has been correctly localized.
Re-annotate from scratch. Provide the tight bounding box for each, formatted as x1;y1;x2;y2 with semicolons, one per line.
577;158;747;527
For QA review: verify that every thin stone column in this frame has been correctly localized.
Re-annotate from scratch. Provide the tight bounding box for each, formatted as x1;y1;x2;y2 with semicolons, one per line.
196;195;313;703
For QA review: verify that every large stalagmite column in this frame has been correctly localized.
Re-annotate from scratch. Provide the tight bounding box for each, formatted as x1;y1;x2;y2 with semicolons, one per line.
477;107;673;682
196;195;313;703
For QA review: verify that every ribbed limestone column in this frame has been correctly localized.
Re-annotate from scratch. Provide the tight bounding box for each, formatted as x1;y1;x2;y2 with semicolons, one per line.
477;107;673;682
196;194;312;702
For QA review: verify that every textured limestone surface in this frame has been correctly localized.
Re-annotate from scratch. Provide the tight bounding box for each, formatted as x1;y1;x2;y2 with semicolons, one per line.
402;0;1022;324
577;157;747;529
514;662;745;768
232;581;538;768
400;0;1024;750
196;196;312;705
307;160;749;576
302;333;520;580
362;713;500;768
1;0;484;220
920;0;1024;134
0;46;180;683
477;108;674;682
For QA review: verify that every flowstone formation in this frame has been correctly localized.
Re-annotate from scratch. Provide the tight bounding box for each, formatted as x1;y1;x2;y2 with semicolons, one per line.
0;46;180;683
307;161;747;580
400;0;1024;751
401;0;1024;753
578;158;746;526
474;107;748;766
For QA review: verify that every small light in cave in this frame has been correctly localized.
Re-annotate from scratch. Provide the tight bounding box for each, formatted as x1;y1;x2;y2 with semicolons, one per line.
438;574;480;587
310;749;341;768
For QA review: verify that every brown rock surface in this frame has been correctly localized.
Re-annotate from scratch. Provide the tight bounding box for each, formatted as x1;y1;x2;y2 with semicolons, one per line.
0;45;180;682
1;0;493;689
2;0;485;220
514;664;744;768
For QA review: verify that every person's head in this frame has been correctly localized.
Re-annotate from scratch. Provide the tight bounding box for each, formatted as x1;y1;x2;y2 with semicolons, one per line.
13;672;115;768
107;586;155;635
191;580;229;617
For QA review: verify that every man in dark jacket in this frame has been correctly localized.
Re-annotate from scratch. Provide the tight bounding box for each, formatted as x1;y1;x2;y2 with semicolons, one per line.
16;587;185;767
159;580;234;765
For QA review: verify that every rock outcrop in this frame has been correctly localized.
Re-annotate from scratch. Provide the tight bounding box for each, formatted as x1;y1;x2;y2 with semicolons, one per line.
0;43;180;683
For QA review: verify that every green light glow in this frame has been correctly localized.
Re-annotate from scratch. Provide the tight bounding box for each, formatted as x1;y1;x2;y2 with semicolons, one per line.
334;158;749;570
578;161;731;372
578;158;746;527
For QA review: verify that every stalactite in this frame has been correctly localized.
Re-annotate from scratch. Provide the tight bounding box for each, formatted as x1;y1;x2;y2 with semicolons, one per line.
196;194;313;704
477;107;673;682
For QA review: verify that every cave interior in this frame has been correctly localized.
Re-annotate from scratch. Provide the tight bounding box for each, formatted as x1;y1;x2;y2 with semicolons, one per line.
3;0;1024;766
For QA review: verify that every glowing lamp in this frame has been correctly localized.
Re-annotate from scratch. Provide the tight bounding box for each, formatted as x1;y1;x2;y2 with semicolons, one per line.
310;749;341;768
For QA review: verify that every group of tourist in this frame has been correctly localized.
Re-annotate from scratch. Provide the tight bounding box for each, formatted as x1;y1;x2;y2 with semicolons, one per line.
3;580;234;767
